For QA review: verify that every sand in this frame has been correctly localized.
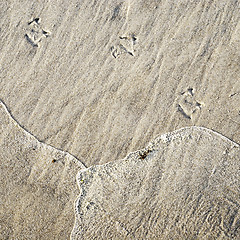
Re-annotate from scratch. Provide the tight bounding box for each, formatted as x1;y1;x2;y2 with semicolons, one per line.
0;0;239;167
0;0;239;239
0;100;85;239
72;127;240;239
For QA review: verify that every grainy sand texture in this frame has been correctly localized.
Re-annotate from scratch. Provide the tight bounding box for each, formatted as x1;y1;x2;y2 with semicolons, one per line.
0;0;239;167
0;0;240;239
0;100;85;239
72;127;240;239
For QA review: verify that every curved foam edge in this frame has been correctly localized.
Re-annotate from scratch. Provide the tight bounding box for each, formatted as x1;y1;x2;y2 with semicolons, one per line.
0;99;86;239
77;126;239;174
0;99;86;169
71;126;240;239
156;126;239;147
1;99;239;239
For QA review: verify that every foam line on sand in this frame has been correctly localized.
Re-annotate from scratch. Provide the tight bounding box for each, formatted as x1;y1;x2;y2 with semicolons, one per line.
71;126;240;239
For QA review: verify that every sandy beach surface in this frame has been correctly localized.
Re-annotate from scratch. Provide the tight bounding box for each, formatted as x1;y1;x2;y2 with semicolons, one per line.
72;127;240;239
0;0;239;239
0;100;85;239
